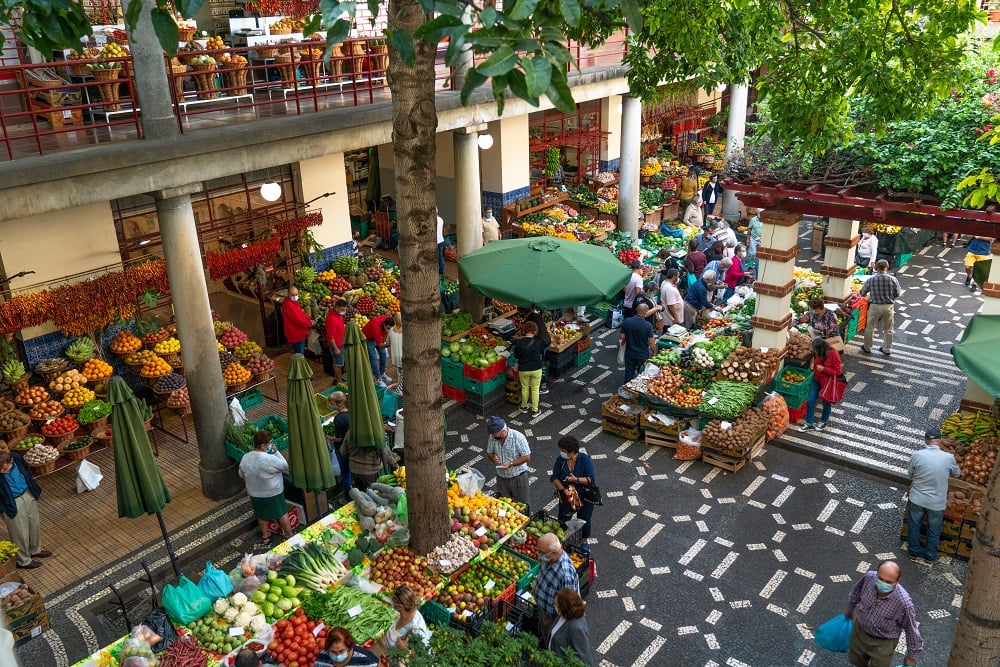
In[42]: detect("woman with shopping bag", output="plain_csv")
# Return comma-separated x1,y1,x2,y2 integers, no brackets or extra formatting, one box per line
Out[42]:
798,338,846,432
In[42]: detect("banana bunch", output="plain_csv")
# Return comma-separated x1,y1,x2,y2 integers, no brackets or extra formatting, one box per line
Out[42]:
2,359,25,382
941,411,999,444
0,540,17,561
65,336,96,362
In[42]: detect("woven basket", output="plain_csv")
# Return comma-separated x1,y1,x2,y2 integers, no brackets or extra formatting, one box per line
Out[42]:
226,381,247,393
91,426,113,442
251,371,272,384
256,45,278,59
91,67,123,111
370,45,388,73
177,26,197,42
327,45,344,79
41,369,62,384
70,60,94,77
31,408,64,423
190,62,218,99
0,556,15,578
84,415,109,430
7,378,29,395
46,431,76,448
269,26,292,35
28,460,57,476
0,425,29,441
220,66,249,95
144,375,167,388
169,404,192,416
63,444,92,461
170,63,188,98
274,56,299,85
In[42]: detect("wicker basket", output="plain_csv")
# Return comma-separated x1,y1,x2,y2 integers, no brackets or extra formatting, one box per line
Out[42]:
251,371,272,384
370,44,388,73
7,378,29,395
169,63,188,98
327,44,344,79
169,404,192,417
190,62,218,100
226,381,247,393
220,66,249,95
28,460,58,476
177,26,197,42
255,45,278,59
347,40,366,76
269,26,292,35
144,375,167,388
87,415,109,430
41,369,62,384
91,426,113,442
70,60,94,77
31,407,64,423
63,444,92,461
47,431,76,448
91,67,123,111
274,53,299,85
0,425,29,441
0,556,15,578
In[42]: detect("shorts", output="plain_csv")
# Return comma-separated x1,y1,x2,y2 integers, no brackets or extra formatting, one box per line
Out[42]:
965,252,990,268
330,350,344,366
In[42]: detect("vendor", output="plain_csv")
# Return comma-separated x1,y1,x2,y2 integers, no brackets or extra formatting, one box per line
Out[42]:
794,298,841,339
683,269,722,328
525,305,552,395
677,171,700,212
855,225,879,271
376,584,432,658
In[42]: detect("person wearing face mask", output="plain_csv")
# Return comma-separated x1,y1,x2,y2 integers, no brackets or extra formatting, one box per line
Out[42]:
550,435,597,550
324,298,348,386
845,560,923,667
855,225,879,273
281,286,314,355
722,243,753,300
482,205,500,244
315,627,379,667
533,533,580,646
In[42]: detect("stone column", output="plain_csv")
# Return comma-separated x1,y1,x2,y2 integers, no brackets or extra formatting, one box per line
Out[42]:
600,95,623,170
125,0,176,140
155,189,243,500
960,240,1000,412
721,83,749,222
618,94,642,239
453,125,486,321
750,210,802,351
819,217,860,304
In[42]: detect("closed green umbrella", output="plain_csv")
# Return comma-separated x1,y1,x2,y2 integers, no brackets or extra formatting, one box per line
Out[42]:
952,314,1000,398
108,376,179,577
344,322,384,450
286,354,335,491
457,237,632,310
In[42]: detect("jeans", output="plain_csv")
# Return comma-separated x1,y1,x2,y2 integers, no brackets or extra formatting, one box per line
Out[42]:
805,380,832,426
624,355,647,384
705,201,716,215
290,340,305,354
367,341,387,377
558,498,595,539
908,503,945,560
335,448,352,496
437,242,445,274
519,368,542,411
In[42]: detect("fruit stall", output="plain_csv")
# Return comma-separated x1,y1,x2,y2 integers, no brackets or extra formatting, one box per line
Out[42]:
69,466,592,667
0,540,50,647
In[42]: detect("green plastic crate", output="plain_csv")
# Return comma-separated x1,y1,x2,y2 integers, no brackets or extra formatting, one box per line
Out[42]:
315,393,336,420
845,318,859,343
225,435,289,463
464,372,506,396
319,383,350,398
895,252,913,268
775,367,813,406
483,545,541,593
252,414,289,449
237,387,263,411
574,349,591,367
421,598,453,629
442,357,465,387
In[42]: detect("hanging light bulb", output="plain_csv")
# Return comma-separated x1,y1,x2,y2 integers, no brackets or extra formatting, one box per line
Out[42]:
477,134,494,150
260,181,282,202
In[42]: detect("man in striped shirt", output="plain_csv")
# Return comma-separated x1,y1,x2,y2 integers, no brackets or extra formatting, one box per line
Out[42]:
859,259,902,356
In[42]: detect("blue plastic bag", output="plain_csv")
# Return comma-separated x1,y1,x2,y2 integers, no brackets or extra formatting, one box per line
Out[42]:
814,613,852,653
197,561,233,601
162,576,211,624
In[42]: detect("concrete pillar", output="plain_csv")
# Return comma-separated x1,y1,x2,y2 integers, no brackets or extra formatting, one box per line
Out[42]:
453,126,486,321
960,240,1000,411
600,95,623,169
618,94,642,239
819,217,860,304
750,210,802,350
721,83,749,222
125,0,176,140
155,190,242,500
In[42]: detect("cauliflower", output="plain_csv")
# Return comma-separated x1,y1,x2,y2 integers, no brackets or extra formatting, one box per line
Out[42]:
249,615,269,634
230,592,249,608
241,601,259,616
224,607,240,623
234,612,252,628
213,598,230,615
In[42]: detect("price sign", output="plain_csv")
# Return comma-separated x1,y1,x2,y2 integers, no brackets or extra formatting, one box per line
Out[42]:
229,627,244,637
497,508,506,518
484,579,495,591
708,396,719,405
761,347,769,353
313,623,325,636
348,605,364,618
474,526,488,537
720,421,732,430
440,559,452,568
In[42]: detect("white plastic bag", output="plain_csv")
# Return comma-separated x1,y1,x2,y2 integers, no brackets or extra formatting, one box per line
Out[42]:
229,397,246,426
76,459,102,493
456,467,485,497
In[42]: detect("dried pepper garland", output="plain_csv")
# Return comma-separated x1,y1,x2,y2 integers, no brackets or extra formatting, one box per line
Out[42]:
273,212,323,237
0,289,52,333
205,236,282,281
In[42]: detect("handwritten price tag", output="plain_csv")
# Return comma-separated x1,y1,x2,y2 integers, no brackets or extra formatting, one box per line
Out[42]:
497,508,506,518
474,526,488,537
484,579,495,591
708,396,719,405
313,623,325,637
761,347,769,353
348,605,363,618
440,559,452,568
229,627,244,637
720,421,732,430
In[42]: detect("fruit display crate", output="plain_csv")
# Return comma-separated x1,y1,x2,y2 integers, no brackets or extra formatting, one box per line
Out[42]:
564,543,594,598
602,416,640,441
464,358,506,381
482,545,541,593
575,336,591,354
441,356,465,388
252,414,288,447
464,386,506,416
645,429,677,449
701,433,765,473
225,435,289,463
442,383,466,404
775,367,813,406
600,395,642,426
639,409,684,437
574,348,592,367
463,372,506,396
788,401,808,423
236,387,263,412
476,598,528,636
530,510,582,548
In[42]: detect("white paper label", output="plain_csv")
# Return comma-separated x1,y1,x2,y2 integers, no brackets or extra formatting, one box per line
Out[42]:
229,627,244,637
720,421,732,430
313,623,325,636
447,606,456,614
497,508,506,518
63,109,72,119
440,559,452,568
484,579,495,591
461,609,472,618
287,534,305,548
707,397,719,405
761,347,769,353
474,526,488,537
334,550,346,562
348,605,364,618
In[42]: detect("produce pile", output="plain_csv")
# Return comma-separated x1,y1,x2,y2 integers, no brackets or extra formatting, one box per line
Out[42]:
786,331,814,361
717,346,775,384
940,436,999,487
50,369,88,393
941,411,999,443
701,407,770,456
697,382,759,419
300,585,395,645
0,410,30,431
442,311,473,338
0,581,36,611
434,561,511,622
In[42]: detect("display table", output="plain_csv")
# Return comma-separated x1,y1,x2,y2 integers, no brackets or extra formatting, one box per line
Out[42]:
502,192,569,237
154,374,277,444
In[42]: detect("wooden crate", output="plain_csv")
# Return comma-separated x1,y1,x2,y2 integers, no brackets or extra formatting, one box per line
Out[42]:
645,430,677,449
29,97,83,129
702,434,765,473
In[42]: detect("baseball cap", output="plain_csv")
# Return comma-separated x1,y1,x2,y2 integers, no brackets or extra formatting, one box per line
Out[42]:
924,430,941,440
487,416,506,435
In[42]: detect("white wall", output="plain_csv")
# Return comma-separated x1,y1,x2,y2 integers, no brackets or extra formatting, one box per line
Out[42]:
481,115,530,194
298,153,351,249
601,94,623,164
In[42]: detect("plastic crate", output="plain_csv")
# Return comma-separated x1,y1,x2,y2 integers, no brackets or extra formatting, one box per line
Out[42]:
441,357,465,387
785,352,814,369
225,436,289,462
464,358,506,381
788,401,808,423
315,393,336,420
575,336,591,354
547,347,576,378
530,511,581,547
564,543,593,595
483,545,541,593
252,414,289,448
895,251,913,268
442,383,466,404
775,367,812,406
237,387,263,411
420,599,452,629
574,349,591,367
477,598,526,635
845,318,859,343
464,386,506,415
464,372,506,395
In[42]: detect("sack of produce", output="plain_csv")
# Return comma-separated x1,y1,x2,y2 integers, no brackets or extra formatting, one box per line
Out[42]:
762,392,790,439
675,428,702,460
199,561,234,601
163,576,212,624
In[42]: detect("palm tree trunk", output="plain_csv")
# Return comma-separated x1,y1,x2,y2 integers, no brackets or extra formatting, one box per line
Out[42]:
387,0,450,555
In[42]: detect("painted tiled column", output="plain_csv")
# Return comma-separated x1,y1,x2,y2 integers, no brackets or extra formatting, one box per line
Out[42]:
960,240,1000,411
618,94,642,239
454,125,486,320
820,217,860,304
750,210,802,351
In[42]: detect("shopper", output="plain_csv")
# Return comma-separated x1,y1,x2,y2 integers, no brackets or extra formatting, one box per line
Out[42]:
436,208,446,275
684,238,707,281
387,314,404,391
376,584,432,658
327,391,352,496
683,269,718,329
324,298,348,386
845,561,923,667
942,230,960,248
704,239,726,264
622,259,645,318
701,173,724,215
676,170,699,213
512,321,546,415
533,533,580,645
0,449,50,569
551,435,597,549
362,314,395,386
234,647,261,667
281,286,313,355
658,269,684,328
316,627,379,667
799,337,843,432
683,195,704,228
549,588,594,666
712,218,738,248
793,298,841,340
747,208,764,260
525,305,552,395
485,416,532,511
859,259,902,356
238,430,292,544
907,431,961,563
620,304,656,383
482,205,500,244
964,235,994,292
855,225,879,272
340,427,383,493
696,226,716,253
634,281,664,328
723,244,751,300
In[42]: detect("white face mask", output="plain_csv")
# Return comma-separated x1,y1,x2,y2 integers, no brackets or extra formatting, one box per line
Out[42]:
862,233,871,238
290,295,299,302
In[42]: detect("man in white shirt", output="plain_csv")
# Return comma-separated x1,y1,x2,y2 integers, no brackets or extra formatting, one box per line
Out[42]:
482,206,500,244
658,268,684,328
622,260,644,319
436,209,445,275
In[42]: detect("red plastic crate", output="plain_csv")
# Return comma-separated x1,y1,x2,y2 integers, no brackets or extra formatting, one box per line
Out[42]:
372,211,392,239
788,402,808,424
442,383,466,404
463,358,506,381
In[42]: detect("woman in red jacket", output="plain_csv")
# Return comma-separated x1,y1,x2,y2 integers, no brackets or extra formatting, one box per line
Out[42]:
799,337,843,432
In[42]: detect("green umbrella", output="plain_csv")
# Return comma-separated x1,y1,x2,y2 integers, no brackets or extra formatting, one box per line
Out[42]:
108,376,179,577
344,322,384,450
952,314,1000,398
457,237,632,310
972,258,991,288
286,354,335,491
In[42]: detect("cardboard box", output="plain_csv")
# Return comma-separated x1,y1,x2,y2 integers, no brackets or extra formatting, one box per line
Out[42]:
941,517,962,539
961,521,977,542
264,501,305,535
0,574,45,629
10,611,49,646
956,539,973,561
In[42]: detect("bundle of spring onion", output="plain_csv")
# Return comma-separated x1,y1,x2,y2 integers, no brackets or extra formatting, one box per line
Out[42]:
279,542,348,591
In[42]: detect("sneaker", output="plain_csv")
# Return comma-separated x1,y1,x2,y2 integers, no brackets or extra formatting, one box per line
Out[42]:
908,552,923,562
970,284,978,293
965,276,972,286
380,374,393,384
531,410,542,418
799,423,815,432
375,379,387,388
815,422,826,431
520,406,530,413
539,387,550,395
879,347,891,356
860,348,872,355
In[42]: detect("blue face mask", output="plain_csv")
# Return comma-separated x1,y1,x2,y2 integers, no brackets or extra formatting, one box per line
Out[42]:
538,552,549,564
875,580,894,594
559,451,570,459
331,650,350,662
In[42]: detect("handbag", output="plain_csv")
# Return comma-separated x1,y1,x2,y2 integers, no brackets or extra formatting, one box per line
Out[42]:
819,372,848,403
814,613,852,653
580,485,603,505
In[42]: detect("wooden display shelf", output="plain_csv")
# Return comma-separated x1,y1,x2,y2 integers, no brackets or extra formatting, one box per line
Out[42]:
548,332,582,354
28,97,83,129
501,192,570,236
645,430,677,449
